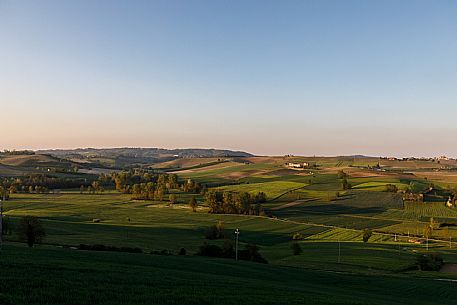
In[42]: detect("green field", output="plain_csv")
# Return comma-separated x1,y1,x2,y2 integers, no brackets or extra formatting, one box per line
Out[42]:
3,154,457,304
2,243,457,305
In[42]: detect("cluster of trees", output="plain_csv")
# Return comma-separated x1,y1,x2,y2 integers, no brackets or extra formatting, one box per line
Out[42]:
1,215,46,247
385,184,399,193
105,171,202,201
362,229,373,242
204,191,267,215
4,175,89,194
205,221,225,239
109,171,178,194
80,181,105,194
197,240,268,264
79,244,142,253
417,253,443,271
337,171,352,190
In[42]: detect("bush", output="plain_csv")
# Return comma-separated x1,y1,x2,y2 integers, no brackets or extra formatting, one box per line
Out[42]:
291,243,302,255
417,253,444,271
362,229,373,243
79,244,142,253
292,232,304,240
150,249,172,255
385,184,398,193
18,216,45,247
1,216,11,235
205,221,225,239
197,242,268,264
239,244,268,264
197,243,224,257
178,248,187,255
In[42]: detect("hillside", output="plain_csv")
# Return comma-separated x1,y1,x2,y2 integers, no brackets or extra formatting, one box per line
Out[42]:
2,243,457,305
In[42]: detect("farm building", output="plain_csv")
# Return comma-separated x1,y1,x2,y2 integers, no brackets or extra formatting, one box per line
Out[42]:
286,162,310,169
421,187,452,203
403,193,424,202
446,197,457,208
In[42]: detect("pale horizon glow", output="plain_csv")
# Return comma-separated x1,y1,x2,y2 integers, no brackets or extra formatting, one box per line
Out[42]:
1,1,457,157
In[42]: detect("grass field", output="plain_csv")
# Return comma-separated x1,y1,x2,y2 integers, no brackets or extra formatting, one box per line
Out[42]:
215,181,307,199
2,243,457,305
4,155,457,304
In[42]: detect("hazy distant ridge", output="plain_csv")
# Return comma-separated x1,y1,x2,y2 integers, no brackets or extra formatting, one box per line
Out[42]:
37,147,254,159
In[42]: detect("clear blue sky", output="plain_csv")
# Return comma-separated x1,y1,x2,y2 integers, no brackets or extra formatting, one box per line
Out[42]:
1,0,456,156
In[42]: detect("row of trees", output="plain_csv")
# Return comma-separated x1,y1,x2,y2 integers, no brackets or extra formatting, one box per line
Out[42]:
204,191,267,215
106,171,202,199
1,216,45,247
6,175,88,191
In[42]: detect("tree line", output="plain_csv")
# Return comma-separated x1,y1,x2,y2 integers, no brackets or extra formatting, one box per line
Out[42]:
204,190,267,215
103,170,202,200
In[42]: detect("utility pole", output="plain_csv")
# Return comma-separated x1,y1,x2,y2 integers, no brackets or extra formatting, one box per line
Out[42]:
338,239,341,264
235,228,240,261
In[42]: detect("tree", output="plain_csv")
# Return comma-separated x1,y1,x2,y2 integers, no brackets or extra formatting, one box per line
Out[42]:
189,196,198,212
92,181,100,194
337,170,347,179
291,242,302,255
424,224,432,240
385,184,398,193
205,221,225,239
416,253,443,271
8,185,17,194
2,216,10,235
430,217,437,230
255,192,267,203
205,191,220,213
362,229,372,243
18,216,46,247
341,178,351,190
169,194,177,205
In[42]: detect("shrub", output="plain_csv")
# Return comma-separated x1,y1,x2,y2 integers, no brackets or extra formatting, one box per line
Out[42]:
178,248,187,255
239,244,268,264
416,253,444,271
205,221,225,239
385,184,398,193
197,242,268,264
291,242,302,255
189,196,198,212
197,243,224,257
18,216,45,247
79,244,142,253
362,229,373,243
292,232,304,240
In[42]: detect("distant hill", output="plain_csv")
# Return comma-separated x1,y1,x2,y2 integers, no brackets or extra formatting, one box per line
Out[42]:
38,147,253,158
37,148,254,168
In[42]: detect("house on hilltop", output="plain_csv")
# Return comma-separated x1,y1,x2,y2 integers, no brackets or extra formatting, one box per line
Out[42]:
286,162,313,169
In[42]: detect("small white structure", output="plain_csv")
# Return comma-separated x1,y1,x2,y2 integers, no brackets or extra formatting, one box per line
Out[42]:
286,162,310,169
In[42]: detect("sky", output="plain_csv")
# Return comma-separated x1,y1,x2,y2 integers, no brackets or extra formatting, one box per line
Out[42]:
1,0,457,157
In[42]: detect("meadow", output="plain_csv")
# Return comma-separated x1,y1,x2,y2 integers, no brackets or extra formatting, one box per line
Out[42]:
3,154,457,304
2,243,457,305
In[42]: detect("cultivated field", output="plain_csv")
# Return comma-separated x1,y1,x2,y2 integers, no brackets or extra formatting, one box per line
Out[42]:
3,154,457,304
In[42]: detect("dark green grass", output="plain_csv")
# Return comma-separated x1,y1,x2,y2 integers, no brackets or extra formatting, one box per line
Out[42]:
2,243,457,305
